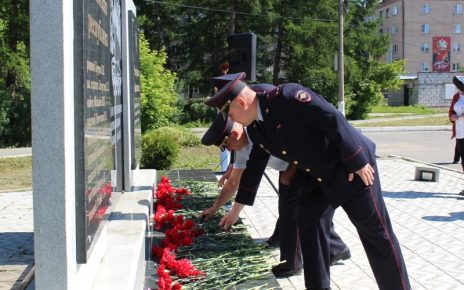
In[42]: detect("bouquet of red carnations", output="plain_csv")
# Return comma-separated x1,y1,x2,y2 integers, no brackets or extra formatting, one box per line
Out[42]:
151,177,272,290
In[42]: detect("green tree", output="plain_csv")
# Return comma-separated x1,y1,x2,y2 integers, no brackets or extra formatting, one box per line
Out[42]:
343,0,404,119
139,33,179,132
281,0,403,119
136,0,276,94
0,0,30,147
136,0,402,119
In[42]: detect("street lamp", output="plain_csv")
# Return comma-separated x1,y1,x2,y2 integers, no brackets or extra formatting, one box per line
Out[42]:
338,0,345,116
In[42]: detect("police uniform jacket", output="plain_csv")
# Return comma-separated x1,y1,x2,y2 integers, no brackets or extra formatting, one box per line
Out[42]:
235,83,376,208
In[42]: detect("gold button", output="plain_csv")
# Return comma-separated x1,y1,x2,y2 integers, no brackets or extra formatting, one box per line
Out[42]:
253,123,257,128
260,144,264,148
293,161,298,165
265,108,270,114
306,168,311,172
317,178,322,182
282,150,287,155
276,124,282,129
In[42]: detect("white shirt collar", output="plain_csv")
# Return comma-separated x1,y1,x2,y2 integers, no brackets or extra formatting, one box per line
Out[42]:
243,127,253,146
257,103,263,121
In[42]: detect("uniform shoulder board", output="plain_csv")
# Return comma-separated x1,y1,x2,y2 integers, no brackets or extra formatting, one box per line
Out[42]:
294,90,311,103
266,86,281,100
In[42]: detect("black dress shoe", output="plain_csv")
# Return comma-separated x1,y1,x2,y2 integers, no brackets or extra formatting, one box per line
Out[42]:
307,288,331,290
271,264,302,278
265,234,280,248
330,248,351,266
453,160,459,164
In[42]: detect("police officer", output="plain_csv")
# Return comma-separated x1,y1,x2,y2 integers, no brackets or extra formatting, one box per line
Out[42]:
200,111,351,278
203,73,411,290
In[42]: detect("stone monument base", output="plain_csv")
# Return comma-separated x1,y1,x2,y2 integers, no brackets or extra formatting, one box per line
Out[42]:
78,169,155,290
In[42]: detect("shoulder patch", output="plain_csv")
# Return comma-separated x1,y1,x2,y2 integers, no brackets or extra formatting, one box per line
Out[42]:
266,86,280,100
294,90,311,103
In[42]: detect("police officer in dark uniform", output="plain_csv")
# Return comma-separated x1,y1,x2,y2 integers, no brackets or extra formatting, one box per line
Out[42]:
201,110,351,278
203,73,411,290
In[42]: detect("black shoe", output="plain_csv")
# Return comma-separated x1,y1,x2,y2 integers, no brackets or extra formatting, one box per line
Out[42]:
307,288,331,290
453,160,459,164
271,264,302,278
265,235,280,248
330,248,351,266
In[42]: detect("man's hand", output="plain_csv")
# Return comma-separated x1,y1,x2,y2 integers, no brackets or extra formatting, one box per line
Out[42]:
218,211,240,230
218,165,232,187
348,163,375,186
280,164,297,185
451,114,458,122
197,206,218,222
218,202,244,230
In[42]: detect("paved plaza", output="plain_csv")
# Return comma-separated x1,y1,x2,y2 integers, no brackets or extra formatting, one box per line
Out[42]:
242,156,464,290
0,191,34,290
2,156,464,289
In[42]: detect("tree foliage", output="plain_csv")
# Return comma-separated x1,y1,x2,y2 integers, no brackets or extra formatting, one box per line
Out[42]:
0,0,30,147
135,0,403,119
139,33,179,133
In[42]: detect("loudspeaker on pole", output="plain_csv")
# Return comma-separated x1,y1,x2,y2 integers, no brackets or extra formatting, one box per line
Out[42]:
227,32,256,82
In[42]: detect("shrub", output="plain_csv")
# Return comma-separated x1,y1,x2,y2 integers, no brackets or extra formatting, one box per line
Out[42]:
154,126,201,147
140,33,179,132
141,130,180,170
175,98,216,124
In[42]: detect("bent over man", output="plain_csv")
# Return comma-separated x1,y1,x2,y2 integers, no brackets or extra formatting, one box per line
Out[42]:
203,72,410,290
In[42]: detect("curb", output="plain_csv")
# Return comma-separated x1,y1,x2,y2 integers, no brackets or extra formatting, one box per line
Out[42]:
379,155,462,173
356,126,450,132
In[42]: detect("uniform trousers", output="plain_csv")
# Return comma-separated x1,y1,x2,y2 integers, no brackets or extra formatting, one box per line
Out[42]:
456,138,464,171
297,164,411,290
278,170,349,271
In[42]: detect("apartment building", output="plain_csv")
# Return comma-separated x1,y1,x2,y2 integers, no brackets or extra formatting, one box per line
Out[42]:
376,0,464,106
379,0,464,73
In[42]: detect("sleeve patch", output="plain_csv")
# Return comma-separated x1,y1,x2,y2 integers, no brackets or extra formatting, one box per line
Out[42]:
294,90,311,103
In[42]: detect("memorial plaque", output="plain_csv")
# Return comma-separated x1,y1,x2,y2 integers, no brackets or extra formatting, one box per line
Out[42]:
128,11,141,169
75,0,123,262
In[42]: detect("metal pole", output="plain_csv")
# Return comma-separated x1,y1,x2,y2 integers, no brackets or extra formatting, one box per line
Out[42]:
338,0,345,116
263,171,279,195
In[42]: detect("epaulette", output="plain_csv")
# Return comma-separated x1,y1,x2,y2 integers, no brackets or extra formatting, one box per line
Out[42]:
266,85,281,100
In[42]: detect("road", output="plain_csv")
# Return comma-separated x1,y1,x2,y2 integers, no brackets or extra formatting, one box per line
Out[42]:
363,130,462,171
0,129,461,171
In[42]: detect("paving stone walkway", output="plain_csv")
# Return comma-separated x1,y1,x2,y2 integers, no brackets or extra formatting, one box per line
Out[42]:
241,156,464,290
0,191,34,290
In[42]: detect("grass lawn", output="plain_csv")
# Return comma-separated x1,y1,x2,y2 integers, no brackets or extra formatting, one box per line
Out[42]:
352,115,450,127
0,156,32,192
370,105,447,114
0,111,451,192
0,146,219,192
173,145,220,171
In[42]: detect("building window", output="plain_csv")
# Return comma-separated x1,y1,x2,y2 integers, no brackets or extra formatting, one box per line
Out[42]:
421,42,430,52
421,63,429,72
379,28,384,34
391,25,399,34
392,44,398,54
453,43,461,52
379,10,383,18
392,5,398,15
454,24,462,33
422,4,430,14
454,4,462,14
386,8,390,18
452,63,460,71
422,24,430,33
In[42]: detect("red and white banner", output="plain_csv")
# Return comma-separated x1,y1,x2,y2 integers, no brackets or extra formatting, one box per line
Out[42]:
433,36,451,72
